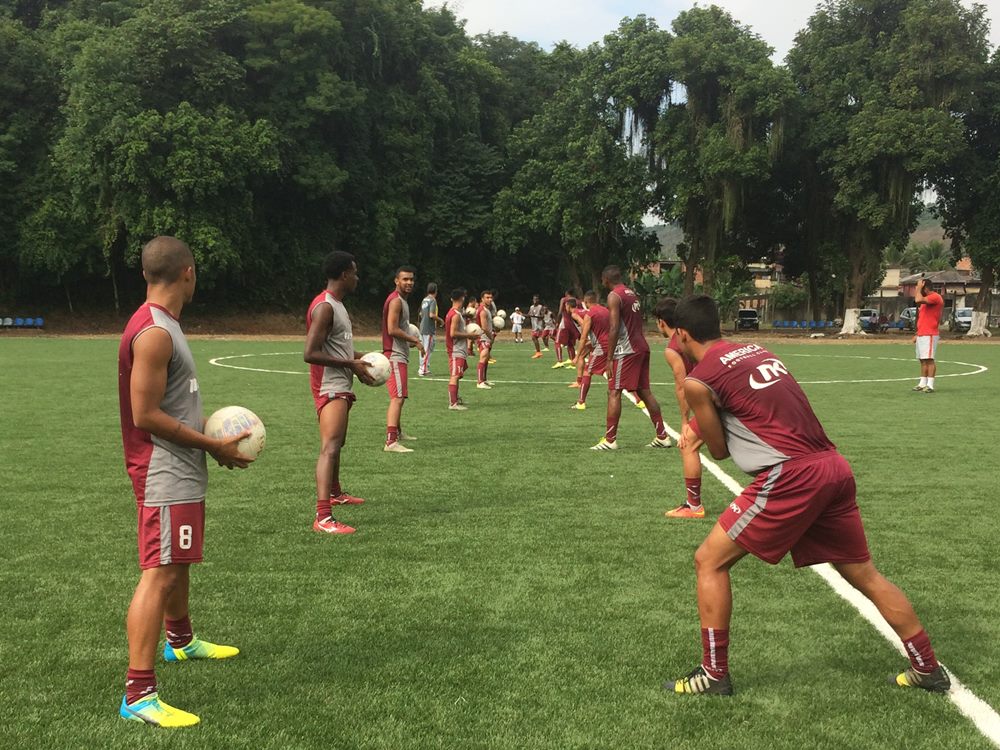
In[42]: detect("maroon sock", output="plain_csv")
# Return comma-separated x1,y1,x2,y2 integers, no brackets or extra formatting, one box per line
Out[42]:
329,480,342,501
685,478,702,507
477,363,486,383
317,494,331,518
579,375,592,404
448,384,459,405
903,629,939,672
701,627,729,678
605,418,618,443
482,361,489,381
555,343,563,361
165,616,194,649
125,668,157,705
386,425,399,445
649,408,668,440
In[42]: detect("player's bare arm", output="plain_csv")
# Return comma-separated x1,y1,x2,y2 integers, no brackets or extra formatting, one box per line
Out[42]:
387,296,423,353
684,379,728,460
304,303,375,385
665,348,691,421
131,328,252,469
606,291,621,374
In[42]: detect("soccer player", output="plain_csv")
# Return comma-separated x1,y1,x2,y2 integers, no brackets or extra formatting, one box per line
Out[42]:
564,298,585,388
541,307,556,351
592,266,671,450
476,290,497,388
382,266,425,453
118,236,250,727
510,307,526,343
666,295,950,696
570,291,609,410
528,295,545,358
913,278,943,393
552,289,578,368
445,288,480,410
653,297,704,518
418,282,441,376
305,251,375,535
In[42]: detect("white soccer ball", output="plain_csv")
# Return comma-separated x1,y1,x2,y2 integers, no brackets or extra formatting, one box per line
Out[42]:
493,316,505,330
497,309,507,319
205,406,266,460
360,352,391,386
466,323,484,337
407,323,420,347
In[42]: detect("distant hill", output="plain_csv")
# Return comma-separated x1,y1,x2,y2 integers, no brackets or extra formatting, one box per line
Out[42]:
910,209,951,250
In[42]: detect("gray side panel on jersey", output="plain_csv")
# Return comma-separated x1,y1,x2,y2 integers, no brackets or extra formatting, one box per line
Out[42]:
143,308,209,505
159,505,173,565
613,321,635,358
454,315,469,358
391,297,410,363
727,463,782,540
419,297,436,335
721,413,791,475
321,295,355,396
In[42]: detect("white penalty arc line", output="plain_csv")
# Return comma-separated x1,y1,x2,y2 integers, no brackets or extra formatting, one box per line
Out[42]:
209,351,989,386
657,419,1000,746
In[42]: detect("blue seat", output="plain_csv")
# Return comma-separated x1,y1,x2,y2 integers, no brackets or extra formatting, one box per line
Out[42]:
34,317,44,328
774,320,783,328
14,317,24,327
790,321,799,328
24,318,34,327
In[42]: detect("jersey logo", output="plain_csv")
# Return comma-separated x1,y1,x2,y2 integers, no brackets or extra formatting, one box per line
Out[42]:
189,378,199,394
748,358,788,390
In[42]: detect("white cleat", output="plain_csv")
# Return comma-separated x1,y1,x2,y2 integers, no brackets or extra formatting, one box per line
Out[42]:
590,438,619,451
476,382,493,389
647,436,673,448
399,431,417,441
384,441,414,453
448,403,469,411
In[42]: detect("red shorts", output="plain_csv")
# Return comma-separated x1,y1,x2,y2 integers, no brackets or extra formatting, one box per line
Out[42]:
542,328,555,338
556,327,579,346
138,500,205,570
720,451,871,567
314,391,357,417
532,328,543,339
387,361,408,399
478,338,492,353
609,351,650,392
588,353,608,376
450,356,468,378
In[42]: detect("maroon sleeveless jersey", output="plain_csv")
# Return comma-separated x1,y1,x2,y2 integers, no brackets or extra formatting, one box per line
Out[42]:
667,333,695,375
610,284,649,356
584,304,611,353
687,342,835,475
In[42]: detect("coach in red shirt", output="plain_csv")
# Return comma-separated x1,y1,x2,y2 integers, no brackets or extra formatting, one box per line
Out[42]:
913,278,944,393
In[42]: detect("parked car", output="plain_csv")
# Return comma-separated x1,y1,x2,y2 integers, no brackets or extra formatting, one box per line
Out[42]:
949,307,973,332
899,307,918,331
858,308,879,332
735,309,760,330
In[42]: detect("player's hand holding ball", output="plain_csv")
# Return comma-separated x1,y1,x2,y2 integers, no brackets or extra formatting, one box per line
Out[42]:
352,356,377,386
204,406,265,469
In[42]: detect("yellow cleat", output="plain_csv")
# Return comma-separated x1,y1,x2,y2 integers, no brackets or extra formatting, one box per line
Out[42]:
119,693,201,727
164,637,240,662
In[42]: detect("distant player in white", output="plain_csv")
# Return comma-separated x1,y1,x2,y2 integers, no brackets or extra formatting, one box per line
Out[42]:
528,295,545,358
510,307,526,343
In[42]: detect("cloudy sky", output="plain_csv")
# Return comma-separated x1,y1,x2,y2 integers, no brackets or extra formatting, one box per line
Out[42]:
425,0,1000,62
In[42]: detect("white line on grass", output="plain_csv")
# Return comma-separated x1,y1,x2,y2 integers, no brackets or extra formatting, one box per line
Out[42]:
209,352,989,385
655,418,1000,748
210,348,1000,743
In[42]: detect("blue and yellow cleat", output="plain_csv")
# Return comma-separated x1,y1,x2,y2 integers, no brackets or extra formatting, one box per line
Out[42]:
163,637,240,662
119,693,200,727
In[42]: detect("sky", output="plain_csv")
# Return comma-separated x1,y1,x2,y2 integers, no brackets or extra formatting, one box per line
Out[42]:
425,0,1000,62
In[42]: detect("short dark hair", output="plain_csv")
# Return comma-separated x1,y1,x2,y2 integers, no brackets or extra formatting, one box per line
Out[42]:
584,290,597,303
481,289,494,297
654,297,679,326
142,236,194,284
566,297,578,309
450,287,466,302
324,250,355,281
673,295,721,343
396,265,416,277
427,282,438,294
602,265,622,284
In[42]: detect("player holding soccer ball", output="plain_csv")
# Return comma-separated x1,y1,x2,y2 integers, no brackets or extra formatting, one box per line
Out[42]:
666,295,949,696
445,288,481,410
117,237,253,727
382,266,425,453
475,290,498,388
305,251,375,535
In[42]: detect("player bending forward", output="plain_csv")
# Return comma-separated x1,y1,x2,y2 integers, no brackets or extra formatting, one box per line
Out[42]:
305,251,375,535
118,236,251,727
667,295,949,696
655,298,704,519
445,288,481,410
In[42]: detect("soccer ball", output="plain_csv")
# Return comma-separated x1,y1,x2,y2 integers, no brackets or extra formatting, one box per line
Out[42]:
497,309,507,319
407,323,420,347
466,323,484,337
493,316,505,330
360,352,391,386
465,305,477,317
204,406,266,460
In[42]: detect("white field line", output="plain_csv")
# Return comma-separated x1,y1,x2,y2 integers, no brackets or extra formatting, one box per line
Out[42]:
211,349,1000,742
209,352,989,385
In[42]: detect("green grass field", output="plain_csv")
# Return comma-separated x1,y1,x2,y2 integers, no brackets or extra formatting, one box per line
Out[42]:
2,335,999,749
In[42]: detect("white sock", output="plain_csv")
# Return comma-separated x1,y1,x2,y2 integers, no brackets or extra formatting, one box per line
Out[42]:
927,377,935,389
918,377,928,387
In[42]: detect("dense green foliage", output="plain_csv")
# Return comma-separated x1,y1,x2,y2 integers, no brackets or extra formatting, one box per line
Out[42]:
0,0,996,316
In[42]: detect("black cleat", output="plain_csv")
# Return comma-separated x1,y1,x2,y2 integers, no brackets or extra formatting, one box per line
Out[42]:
895,665,951,693
667,665,734,696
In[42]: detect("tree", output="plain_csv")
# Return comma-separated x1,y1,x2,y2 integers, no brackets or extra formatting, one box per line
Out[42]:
788,0,989,333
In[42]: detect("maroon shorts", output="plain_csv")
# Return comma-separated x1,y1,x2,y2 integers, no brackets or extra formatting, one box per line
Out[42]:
314,391,357,417
138,500,205,570
387,361,408,399
531,328,543,339
609,351,650,392
588,353,608,376
478,338,492,354
556,327,579,346
720,451,871,567
450,356,468,379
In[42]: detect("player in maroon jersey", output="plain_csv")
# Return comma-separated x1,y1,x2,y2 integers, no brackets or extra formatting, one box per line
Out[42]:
553,289,579,369
666,295,949,696
654,297,704,519
475,290,498,388
592,266,671,450
382,266,424,453
444,288,481,410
